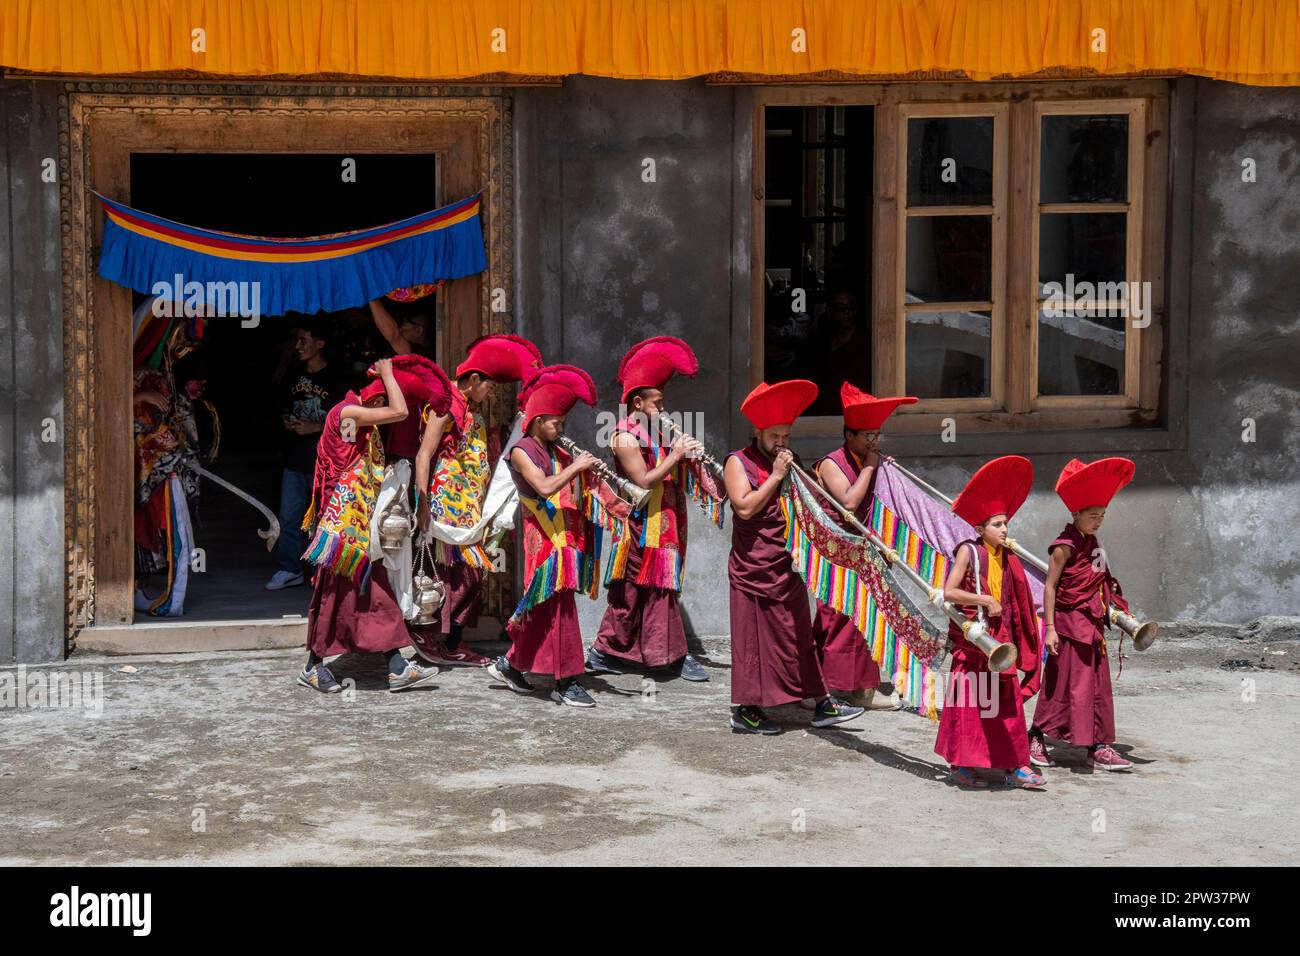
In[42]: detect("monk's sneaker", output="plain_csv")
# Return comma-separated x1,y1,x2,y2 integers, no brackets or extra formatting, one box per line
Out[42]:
1089,744,1133,771
809,696,864,728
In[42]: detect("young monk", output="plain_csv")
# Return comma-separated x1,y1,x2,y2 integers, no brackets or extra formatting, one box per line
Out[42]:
937,456,1045,789
809,383,917,708
411,334,543,666
297,358,446,693
724,380,865,735
587,336,716,683
488,365,604,707
1029,457,1137,772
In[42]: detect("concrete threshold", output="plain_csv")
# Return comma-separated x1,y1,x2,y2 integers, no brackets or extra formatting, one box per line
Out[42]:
73,615,508,657
75,617,308,655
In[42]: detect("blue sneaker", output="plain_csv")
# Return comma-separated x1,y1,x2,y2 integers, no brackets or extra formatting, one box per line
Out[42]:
1005,766,1048,790
297,664,342,694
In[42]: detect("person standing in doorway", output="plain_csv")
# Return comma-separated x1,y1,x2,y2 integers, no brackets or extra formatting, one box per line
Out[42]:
267,318,348,591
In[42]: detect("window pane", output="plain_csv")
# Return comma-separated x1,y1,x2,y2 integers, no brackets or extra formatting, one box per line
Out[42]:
1037,308,1125,396
907,117,994,207
763,105,874,412
906,215,992,303
1038,212,1126,296
1040,114,1128,203
905,310,991,399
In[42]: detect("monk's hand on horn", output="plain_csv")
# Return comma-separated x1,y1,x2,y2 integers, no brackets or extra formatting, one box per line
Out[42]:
773,449,794,478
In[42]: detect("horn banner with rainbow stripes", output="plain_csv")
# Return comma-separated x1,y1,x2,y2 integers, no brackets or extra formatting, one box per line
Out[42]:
95,191,487,316
783,470,947,719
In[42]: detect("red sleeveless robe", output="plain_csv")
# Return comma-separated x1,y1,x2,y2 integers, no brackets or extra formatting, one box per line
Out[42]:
934,539,1035,769
811,445,882,693
726,443,826,707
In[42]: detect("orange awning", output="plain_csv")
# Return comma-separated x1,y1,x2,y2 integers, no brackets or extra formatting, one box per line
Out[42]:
2,0,1298,86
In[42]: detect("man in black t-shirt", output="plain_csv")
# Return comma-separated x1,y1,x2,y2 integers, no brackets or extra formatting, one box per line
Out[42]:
266,319,349,590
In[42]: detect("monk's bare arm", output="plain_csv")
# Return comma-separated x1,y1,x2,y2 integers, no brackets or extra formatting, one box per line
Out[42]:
943,546,999,615
413,412,448,529
724,452,787,520
1042,545,1070,653
368,298,412,356
511,446,594,498
613,430,696,487
819,457,874,512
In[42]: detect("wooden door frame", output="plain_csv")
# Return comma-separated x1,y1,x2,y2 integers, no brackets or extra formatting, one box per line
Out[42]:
59,83,514,638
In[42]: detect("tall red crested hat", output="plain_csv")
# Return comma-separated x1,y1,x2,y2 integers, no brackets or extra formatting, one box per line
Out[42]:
740,379,818,430
518,364,598,428
617,336,698,402
951,455,1034,527
840,382,918,431
456,333,543,383
359,354,454,417
1055,457,1135,513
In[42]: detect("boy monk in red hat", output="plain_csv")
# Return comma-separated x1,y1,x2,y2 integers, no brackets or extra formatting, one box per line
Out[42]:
938,456,1045,789
1029,457,1137,771
587,336,713,683
488,365,604,707
298,357,450,694
809,383,917,708
723,380,864,735
411,334,543,666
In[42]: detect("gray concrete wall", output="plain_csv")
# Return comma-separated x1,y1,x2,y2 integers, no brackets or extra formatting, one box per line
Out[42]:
514,76,1299,635
514,78,749,637
0,80,65,663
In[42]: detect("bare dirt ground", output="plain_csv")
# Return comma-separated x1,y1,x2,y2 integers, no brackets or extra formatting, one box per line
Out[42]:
2,630,1297,866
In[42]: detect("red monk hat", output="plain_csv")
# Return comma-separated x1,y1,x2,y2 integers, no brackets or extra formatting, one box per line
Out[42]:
1055,457,1135,513
951,455,1034,526
740,379,818,430
840,382,918,431
617,336,699,402
456,333,543,383
359,354,454,417
518,364,598,429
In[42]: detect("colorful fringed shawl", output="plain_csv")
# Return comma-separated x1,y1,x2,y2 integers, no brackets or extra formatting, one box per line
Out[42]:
605,417,726,591
783,467,948,719
301,394,385,590
508,436,619,624
428,399,494,568
948,538,1042,700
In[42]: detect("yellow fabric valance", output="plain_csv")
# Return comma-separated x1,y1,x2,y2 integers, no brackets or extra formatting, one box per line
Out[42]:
2,0,1298,86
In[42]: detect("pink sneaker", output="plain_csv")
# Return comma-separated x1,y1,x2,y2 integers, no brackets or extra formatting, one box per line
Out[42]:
407,628,443,665
1028,735,1054,768
1089,744,1133,771
430,641,491,667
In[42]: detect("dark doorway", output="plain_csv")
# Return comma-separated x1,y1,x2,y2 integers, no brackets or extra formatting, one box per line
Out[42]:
128,153,438,623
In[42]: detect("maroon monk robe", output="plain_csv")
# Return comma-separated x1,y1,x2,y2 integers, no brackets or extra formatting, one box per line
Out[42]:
303,397,413,659
811,445,882,693
1032,524,1122,746
727,443,826,708
503,435,588,681
934,540,1036,769
307,564,411,658
594,417,687,667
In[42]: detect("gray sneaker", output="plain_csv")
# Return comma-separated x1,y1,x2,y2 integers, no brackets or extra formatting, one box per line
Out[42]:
674,654,709,682
551,679,596,707
388,660,439,692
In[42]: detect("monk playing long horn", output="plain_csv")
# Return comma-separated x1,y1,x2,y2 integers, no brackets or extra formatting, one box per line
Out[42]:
938,456,1045,789
807,383,917,709
1029,457,1138,772
411,334,543,667
585,336,717,684
488,365,606,708
723,380,865,735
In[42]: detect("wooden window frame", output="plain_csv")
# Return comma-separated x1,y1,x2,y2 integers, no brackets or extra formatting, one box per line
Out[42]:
749,80,1168,440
